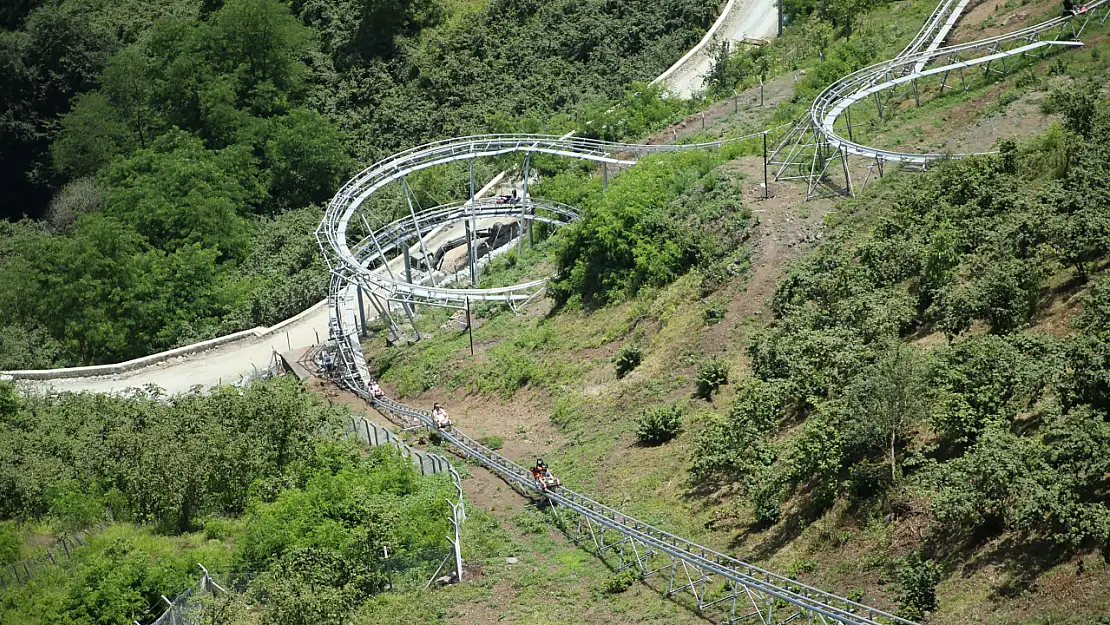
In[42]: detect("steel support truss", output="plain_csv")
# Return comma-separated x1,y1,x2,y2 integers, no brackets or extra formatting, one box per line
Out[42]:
317,131,772,318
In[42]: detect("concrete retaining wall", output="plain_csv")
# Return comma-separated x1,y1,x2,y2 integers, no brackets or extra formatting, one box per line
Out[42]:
652,0,742,87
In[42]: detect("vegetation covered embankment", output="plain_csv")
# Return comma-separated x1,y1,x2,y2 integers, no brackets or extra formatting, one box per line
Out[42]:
0,377,473,625
360,72,1110,622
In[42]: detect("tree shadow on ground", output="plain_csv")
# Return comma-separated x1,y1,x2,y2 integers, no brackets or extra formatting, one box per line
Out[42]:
927,526,1083,599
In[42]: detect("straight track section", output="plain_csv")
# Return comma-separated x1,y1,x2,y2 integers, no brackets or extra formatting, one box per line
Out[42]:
346,393,917,625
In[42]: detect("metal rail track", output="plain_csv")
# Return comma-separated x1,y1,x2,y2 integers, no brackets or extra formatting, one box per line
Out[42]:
317,126,917,623
315,129,775,335
344,392,918,625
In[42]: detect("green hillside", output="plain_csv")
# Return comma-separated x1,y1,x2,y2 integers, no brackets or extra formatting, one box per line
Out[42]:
3,0,1110,622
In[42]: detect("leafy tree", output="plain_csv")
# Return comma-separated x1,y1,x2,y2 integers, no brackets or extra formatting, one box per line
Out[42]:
296,0,445,66
842,342,930,481
101,130,261,260
100,45,158,149
210,0,312,108
51,92,134,178
237,108,352,211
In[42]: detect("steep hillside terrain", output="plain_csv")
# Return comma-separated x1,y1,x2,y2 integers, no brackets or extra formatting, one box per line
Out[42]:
358,18,1110,622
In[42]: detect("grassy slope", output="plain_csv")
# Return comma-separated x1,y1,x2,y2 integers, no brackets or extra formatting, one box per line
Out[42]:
351,3,1110,624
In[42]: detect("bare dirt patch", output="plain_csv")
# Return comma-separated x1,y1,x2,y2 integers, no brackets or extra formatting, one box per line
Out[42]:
951,0,1059,44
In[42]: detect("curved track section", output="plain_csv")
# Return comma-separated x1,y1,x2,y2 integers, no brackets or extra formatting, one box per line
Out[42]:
321,132,918,623
772,0,1108,197
813,10,1097,164
348,197,582,307
316,133,768,311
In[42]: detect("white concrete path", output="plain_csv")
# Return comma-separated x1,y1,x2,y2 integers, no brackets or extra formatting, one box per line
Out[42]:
655,0,779,98
8,180,512,394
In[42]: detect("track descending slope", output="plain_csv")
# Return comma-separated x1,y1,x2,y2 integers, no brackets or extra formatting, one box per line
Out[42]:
319,131,917,624
365,394,917,625
321,2,1110,621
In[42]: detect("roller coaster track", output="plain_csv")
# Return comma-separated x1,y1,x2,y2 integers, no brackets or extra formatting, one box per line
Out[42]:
315,1,1110,617
770,0,1109,197
317,130,918,623
365,392,918,625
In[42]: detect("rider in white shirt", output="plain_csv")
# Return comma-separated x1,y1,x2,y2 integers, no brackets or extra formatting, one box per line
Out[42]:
432,403,451,428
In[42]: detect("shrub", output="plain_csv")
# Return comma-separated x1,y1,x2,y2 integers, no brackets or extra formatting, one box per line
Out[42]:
695,358,730,398
601,568,639,594
703,296,728,324
0,522,19,565
513,509,548,535
751,473,785,527
690,379,788,482
896,553,940,621
636,403,683,445
478,435,504,450
615,343,643,378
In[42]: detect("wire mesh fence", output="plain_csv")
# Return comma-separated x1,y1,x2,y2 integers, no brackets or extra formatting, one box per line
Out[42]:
0,528,100,588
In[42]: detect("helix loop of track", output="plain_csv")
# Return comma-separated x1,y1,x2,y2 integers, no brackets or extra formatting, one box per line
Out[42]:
317,134,916,621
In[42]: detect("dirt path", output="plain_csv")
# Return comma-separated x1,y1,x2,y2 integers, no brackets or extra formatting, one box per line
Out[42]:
647,72,797,146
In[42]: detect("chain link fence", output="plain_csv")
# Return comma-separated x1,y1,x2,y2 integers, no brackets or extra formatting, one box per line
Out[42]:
0,528,102,588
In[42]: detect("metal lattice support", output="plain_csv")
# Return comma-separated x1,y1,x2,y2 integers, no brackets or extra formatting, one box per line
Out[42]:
316,131,774,320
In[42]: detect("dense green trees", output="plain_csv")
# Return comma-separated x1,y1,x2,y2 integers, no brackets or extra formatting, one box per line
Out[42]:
0,377,345,530
0,377,457,625
545,147,751,307
1,525,233,625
